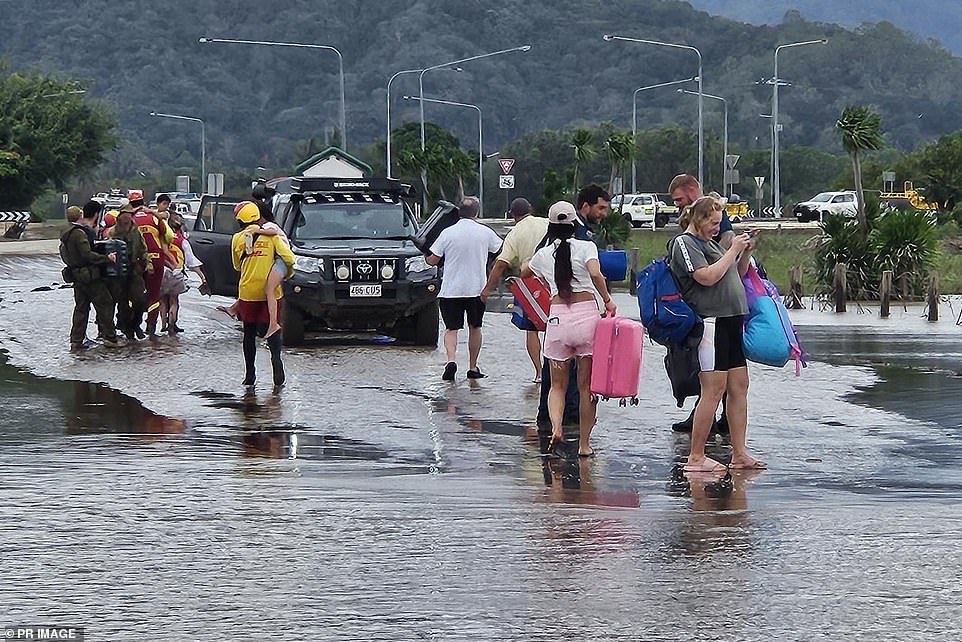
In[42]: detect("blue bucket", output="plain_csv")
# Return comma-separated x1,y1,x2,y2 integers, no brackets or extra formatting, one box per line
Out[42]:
599,249,628,282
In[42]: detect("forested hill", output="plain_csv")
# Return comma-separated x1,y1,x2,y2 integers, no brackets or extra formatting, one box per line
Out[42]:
2,0,962,173
689,0,962,54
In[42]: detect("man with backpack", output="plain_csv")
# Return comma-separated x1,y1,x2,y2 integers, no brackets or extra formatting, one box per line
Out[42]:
60,204,121,349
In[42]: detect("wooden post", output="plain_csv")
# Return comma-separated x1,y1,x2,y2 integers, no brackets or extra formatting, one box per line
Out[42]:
833,263,847,313
927,274,939,322
628,248,640,296
880,270,893,318
786,264,804,310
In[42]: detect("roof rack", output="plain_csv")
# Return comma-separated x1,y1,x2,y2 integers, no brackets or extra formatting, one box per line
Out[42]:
290,176,413,196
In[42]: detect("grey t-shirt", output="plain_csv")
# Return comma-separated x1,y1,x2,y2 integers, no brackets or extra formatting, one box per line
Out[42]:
669,234,747,318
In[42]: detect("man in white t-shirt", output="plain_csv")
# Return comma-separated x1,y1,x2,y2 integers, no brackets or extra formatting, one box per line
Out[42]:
427,196,503,381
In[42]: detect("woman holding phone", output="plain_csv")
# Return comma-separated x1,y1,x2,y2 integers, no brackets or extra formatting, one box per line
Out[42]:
669,195,766,472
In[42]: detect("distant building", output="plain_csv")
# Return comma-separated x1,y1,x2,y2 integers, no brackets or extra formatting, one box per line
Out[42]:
295,147,372,178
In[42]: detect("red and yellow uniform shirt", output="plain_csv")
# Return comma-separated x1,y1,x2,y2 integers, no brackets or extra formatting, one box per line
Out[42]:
231,230,295,301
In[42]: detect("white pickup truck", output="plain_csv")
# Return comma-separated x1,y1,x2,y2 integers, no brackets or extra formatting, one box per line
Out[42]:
793,191,858,222
612,193,677,228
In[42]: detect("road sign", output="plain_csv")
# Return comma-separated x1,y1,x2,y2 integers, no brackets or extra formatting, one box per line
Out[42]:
498,158,515,175
754,176,766,188
725,169,740,185
176,175,191,194
725,154,740,169
499,175,515,189
207,173,225,196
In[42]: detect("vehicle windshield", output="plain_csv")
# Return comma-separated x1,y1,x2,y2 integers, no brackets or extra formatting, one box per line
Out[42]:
809,192,834,203
291,201,412,240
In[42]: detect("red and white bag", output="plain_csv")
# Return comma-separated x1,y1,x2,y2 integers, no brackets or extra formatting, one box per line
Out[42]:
506,276,551,331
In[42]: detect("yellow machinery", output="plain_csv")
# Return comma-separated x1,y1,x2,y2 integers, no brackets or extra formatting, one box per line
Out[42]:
880,181,940,212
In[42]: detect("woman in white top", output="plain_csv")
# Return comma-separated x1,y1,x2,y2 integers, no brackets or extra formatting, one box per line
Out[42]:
522,201,616,457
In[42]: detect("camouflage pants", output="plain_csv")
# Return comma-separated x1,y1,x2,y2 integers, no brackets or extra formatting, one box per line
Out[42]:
71,280,117,344
108,273,146,333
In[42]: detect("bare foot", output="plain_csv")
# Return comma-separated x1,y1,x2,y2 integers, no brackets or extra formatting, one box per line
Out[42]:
730,454,767,470
578,447,595,458
265,323,282,339
216,305,237,320
683,456,727,473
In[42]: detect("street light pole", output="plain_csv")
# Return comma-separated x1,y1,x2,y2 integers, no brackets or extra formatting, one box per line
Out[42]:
417,45,531,200
386,66,462,178
149,111,205,194
199,37,347,152
631,76,698,193
405,96,483,214
679,89,727,197
386,68,421,178
605,34,704,186
773,38,826,216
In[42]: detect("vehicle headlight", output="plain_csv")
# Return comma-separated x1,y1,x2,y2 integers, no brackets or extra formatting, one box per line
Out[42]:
336,264,351,280
380,264,395,280
293,256,323,274
405,255,436,280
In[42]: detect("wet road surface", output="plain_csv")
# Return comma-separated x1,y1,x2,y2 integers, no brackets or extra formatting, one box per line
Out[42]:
1,256,961,640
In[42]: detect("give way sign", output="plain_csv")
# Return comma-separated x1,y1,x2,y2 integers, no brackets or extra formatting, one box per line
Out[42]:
498,158,515,174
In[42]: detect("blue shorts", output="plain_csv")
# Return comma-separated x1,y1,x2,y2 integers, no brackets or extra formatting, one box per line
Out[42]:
271,257,287,278
511,296,539,331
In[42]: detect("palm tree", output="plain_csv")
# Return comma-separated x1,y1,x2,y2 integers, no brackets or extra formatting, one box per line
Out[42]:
604,131,634,195
570,129,596,194
449,149,477,201
836,105,883,231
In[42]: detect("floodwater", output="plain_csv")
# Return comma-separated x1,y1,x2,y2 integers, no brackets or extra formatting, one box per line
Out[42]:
1,256,961,641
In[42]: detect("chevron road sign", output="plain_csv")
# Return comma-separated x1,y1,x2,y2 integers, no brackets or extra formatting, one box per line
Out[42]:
0,211,31,223
761,207,779,217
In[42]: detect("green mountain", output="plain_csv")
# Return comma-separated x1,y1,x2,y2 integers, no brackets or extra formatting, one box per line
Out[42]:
688,1,962,53
2,0,961,180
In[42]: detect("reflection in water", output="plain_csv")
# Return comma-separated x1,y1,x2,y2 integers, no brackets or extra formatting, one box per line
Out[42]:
660,466,764,561
65,380,186,436
240,431,396,462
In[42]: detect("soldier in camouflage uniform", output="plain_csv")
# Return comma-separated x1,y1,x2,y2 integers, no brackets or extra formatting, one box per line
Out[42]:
60,205,121,349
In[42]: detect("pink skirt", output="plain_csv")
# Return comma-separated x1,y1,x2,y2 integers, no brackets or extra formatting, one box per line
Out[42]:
542,300,601,361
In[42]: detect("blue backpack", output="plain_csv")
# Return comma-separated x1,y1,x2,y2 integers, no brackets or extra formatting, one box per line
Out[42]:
636,239,701,346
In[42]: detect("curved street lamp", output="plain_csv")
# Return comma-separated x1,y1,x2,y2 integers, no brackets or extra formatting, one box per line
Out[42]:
149,111,205,194
773,39,827,215
199,37,347,152
404,95,484,214
679,89,728,197
417,45,531,199
605,34,704,186
630,76,698,193
386,66,461,178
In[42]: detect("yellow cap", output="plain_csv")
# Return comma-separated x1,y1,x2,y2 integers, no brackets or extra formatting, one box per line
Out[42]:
234,201,260,224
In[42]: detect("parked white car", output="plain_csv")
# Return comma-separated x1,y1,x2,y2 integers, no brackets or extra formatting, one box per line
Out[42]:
793,191,858,222
612,193,663,228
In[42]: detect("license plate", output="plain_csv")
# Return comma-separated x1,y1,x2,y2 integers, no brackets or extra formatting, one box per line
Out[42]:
349,284,382,297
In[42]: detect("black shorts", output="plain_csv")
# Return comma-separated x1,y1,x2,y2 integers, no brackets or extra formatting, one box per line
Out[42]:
439,297,485,330
697,315,747,372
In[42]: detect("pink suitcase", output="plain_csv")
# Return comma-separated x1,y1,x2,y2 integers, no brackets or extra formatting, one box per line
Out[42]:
590,314,644,405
